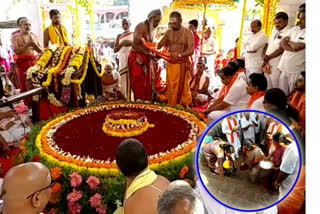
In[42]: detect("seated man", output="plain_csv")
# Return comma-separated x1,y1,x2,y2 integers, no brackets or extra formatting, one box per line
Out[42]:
287,71,305,136
190,58,213,110
205,66,250,122
157,180,205,214
234,59,247,82
0,162,52,214
114,138,170,214
101,62,124,101
242,139,265,183
246,73,268,111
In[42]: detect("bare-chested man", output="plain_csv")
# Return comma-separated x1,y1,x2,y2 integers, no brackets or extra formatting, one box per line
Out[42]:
11,17,42,106
44,9,70,48
128,9,162,101
114,138,170,214
157,12,194,106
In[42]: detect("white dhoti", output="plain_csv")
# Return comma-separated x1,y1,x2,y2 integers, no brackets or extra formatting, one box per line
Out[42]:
279,71,300,96
265,64,281,89
207,110,228,123
118,32,133,100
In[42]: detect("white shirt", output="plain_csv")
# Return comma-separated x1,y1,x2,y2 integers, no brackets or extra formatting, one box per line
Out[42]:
278,26,305,74
244,30,268,69
240,116,255,140
221,117,241,149
202,37,215,54
250,112,261,133
249,96,265,111
224,78,250,111
266,26,290,66
279,142,300,199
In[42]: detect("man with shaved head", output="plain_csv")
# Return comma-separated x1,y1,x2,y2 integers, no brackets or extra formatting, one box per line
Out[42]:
129,9,162,101
243,19,268,78
0,162,52,214
11,17,43,106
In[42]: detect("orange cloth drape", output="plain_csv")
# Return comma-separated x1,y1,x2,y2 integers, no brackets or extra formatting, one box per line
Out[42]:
247,91,265,109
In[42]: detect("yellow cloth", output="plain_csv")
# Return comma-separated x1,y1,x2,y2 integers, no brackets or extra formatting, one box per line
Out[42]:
167,61,192,106
48,24,69,46
113,168,158,214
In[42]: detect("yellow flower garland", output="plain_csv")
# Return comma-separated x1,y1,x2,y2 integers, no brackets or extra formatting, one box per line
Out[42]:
70,48,90,85
37,49,53,69
42,46,72,87
34,104,206,176
90,53,104,77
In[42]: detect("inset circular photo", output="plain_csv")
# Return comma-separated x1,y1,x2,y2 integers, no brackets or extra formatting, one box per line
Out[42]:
196,110,302,211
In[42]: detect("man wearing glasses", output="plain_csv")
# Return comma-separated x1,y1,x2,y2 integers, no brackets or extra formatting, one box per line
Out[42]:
0,162,52,214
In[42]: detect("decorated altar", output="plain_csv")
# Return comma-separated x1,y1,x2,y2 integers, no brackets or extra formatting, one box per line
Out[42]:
22,102,206,213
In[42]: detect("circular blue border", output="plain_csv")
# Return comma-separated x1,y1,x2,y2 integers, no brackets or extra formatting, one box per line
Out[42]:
195,109,303,212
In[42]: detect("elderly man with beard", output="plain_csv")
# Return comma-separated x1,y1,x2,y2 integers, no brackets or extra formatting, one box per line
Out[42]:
157,12,194,107
129,9,162,101
11,17,42,106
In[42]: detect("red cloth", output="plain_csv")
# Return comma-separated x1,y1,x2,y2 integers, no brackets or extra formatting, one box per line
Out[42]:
128,51,152,101
272,146,285,166
39,97,68,121
16,55,38,106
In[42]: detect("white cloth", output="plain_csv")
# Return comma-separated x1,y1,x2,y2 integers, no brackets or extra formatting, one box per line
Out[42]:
266,26,291,67
244,30,268,70
207,78,249,122
278,26,305,74
118,32,133,71
249,96,265,111
279,71,300,96
221,117,241,156
223,78,250,112
202,37,215,73
279,142,299,199
246,67,262,78
265,26,290,89
240,116,255,142
250,112,261,133
102,71,120,93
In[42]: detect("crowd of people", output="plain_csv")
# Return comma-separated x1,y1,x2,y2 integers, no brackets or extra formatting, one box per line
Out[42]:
202,112,299,198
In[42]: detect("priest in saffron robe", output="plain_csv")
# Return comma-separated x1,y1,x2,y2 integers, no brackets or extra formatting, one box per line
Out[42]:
44,9,70,48
157,12,194,107
246,73,268,111
129,9,162,101
11,18,42,106
114,18,133,100
221,115,241,158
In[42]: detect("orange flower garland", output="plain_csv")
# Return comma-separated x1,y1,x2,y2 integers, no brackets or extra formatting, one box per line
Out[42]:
35,104,206,174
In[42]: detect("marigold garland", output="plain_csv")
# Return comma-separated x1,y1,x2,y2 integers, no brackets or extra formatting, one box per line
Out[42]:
90,53,104,77
33,104,206,175
51,182,62,194
70,49,90,85
42,46,72,87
